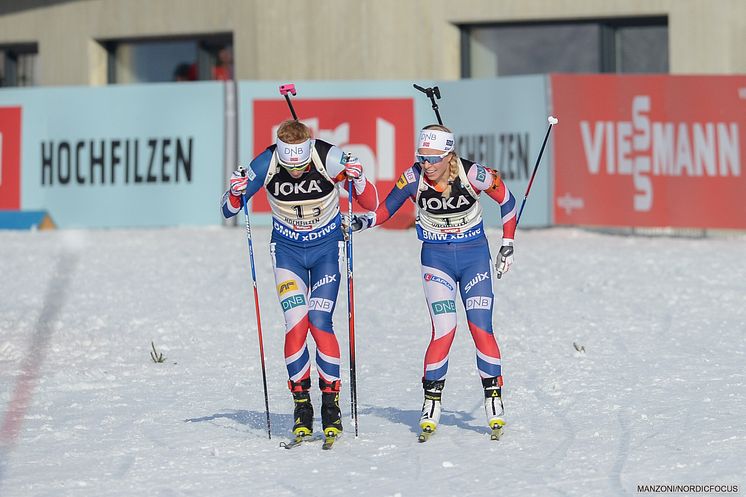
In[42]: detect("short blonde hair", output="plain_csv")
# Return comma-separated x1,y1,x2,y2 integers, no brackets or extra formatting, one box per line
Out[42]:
277,120,311,144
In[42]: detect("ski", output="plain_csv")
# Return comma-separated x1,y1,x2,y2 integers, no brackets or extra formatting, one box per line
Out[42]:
418,427,434,443
279,434,317,449
321,429,341,450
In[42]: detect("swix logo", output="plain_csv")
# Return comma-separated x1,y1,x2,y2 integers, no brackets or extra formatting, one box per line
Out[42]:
431,300,456,315
311,274,337,292
277,280,298,295
463,271,489,294
419,195,470,211
466,296,492,310
423,273,454,291
273,180,322,196
281,294,306,311
253,98,414,216
580,95,741,212
0,107,22,210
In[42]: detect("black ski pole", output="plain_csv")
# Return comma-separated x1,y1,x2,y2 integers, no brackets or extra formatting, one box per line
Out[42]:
413,84,443,125
516,116,558,227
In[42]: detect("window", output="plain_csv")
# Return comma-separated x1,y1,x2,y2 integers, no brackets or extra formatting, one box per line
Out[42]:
101,34,233,84
0,44,39,87
461,18,668,77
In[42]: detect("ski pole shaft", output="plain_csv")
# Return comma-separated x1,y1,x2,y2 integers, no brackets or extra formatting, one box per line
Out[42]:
346,171,359,437
516,116,558,227
240,182,272,439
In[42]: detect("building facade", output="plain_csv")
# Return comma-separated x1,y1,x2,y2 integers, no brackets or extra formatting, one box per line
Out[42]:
1,0,745,87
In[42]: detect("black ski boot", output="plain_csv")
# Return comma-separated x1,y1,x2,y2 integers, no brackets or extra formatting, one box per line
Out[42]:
482,376,505,440
289,379,313,437
320,379,343,439
419,379,445,442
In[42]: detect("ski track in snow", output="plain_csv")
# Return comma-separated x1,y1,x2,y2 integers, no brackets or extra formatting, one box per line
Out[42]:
1,226,745,496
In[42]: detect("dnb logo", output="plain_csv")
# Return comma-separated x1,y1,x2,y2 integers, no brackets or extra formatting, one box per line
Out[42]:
0,107,22,209
252,98,415,228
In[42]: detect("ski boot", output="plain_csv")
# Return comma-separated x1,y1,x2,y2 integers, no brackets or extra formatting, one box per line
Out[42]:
483,376,505,440
290,379,314,439
418,379,445,442
320,379,342,449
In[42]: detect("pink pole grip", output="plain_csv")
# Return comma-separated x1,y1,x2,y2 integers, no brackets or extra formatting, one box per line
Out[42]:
279,83,296,96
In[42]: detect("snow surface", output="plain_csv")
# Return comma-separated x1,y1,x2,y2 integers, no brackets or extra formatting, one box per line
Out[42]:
1,226,745,497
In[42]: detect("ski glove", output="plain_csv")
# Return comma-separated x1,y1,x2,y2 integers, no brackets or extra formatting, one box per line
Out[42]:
495,238,514,279
343,213,375,232
230,168,249,196
344,156,364,179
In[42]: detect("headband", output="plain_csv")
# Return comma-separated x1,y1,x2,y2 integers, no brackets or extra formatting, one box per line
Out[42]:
417,129,455,153
276,137,312,167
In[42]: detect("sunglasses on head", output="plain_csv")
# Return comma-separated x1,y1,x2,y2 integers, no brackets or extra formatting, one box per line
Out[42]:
416,152,449,165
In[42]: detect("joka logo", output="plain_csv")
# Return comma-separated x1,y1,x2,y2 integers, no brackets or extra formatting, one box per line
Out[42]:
252,98,414,216
0,107,22,210
273,180,322,197
431,300,456,315
419,195,470,211
277,280,298,296
281,294,306,311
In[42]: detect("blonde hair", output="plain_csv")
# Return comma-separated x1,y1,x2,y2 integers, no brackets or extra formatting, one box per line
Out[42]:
423,124,459,197
277,120,311,144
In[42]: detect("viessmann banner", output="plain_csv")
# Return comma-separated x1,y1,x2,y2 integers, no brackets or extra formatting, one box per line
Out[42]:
551,74,746,229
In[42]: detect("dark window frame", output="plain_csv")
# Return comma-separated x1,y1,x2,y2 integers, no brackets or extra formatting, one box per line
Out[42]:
99,33,232,84
0,42,39,87
459,16,668,78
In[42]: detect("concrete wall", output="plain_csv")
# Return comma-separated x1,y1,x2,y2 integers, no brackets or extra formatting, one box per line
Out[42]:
1,0,745,86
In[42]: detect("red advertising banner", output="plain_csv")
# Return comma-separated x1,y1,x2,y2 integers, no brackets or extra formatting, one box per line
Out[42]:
551,74,746,229
0,106,22,210
252,98,415,228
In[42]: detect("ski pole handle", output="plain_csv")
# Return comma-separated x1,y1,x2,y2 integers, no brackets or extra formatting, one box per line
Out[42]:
279,83,298,120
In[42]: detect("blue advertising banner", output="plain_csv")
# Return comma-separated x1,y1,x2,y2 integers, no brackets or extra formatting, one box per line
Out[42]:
0,82,224,228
